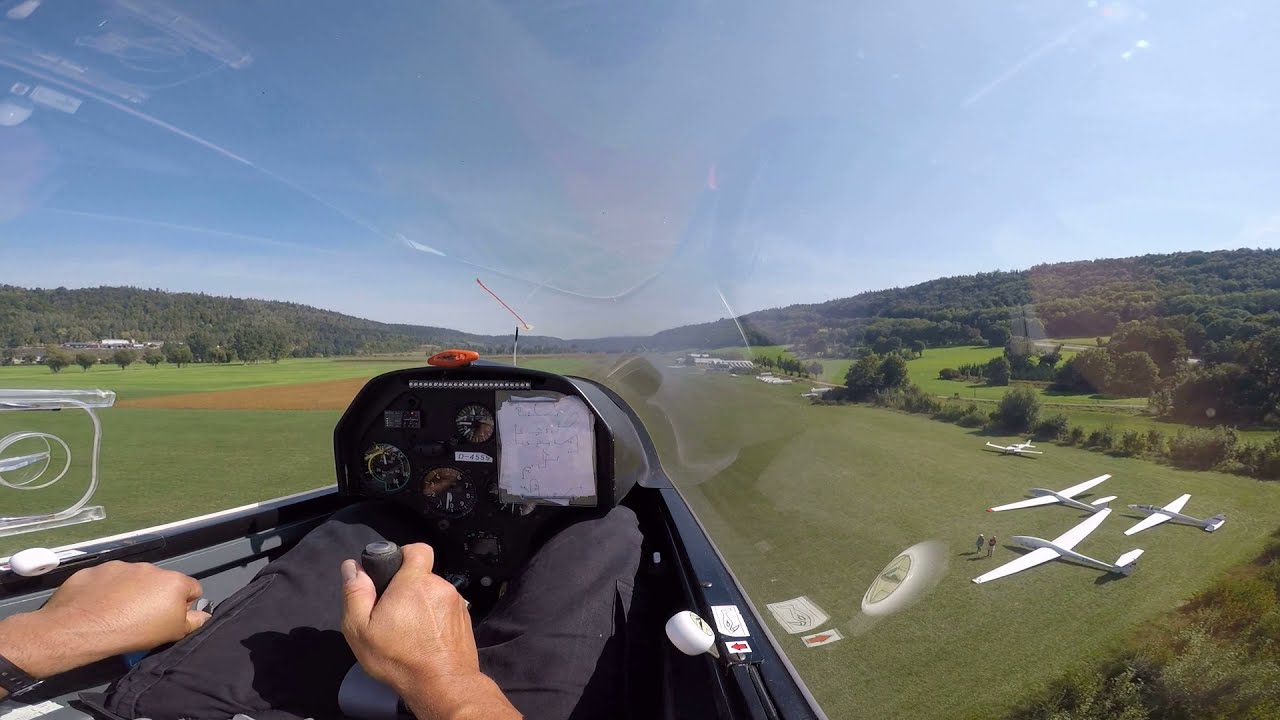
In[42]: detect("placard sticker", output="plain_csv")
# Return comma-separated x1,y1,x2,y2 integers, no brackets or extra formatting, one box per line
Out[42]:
724,640,752,654
455,451,493,463
711,605,750,637
765,596,830,634
802,629,844,648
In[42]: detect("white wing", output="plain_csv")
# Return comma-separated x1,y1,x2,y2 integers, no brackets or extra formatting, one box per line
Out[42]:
987,496,1059,512
1017,450,1044,455
1058,474,1111,499
1123,513,1171,536
1051,507,1112,549
985,443,1009,451
972,547,1060,584
1164,494,1192,513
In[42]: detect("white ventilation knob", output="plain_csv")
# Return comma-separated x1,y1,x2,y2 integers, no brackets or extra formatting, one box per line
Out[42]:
665,610,717,656
10,547,59,576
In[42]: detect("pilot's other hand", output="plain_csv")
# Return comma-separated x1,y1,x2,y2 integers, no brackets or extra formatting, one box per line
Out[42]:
2,561,209,681
340,543,475,689
43,561,211,655
341,544,521,719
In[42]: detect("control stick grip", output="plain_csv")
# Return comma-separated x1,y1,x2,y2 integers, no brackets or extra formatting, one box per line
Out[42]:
361,541,403,597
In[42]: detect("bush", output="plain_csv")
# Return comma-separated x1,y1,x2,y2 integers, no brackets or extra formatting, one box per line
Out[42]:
938,367,961,380
985,356,1012,386
957,411,987,428
1186,577,1277,634
1086,425,1117,450
1144,429,1166,456
993,386,1041,432
1250,436,1280,480
1033,413,1070,441
1067,426,1086,445
873,384,941,415
933,402,967,422
1168,427,1239,471
1117,430,1147,457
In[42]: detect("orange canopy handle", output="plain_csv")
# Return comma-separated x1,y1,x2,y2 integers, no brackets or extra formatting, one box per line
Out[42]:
427,349,480,368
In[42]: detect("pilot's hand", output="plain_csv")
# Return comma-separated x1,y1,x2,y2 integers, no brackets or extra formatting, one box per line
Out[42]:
341,544,521,719
340,543,476,690
43,561,210,657
0,562,209,682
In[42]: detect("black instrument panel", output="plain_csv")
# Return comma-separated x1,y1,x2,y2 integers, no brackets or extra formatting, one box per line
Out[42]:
333,365,619,608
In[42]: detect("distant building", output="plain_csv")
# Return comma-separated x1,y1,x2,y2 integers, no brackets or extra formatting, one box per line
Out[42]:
693,357,754,371
100,339,132,348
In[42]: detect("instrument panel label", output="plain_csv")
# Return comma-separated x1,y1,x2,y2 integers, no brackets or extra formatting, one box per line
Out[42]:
455,451,493,463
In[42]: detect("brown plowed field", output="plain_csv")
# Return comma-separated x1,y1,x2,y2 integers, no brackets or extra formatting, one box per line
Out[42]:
120,377,367,411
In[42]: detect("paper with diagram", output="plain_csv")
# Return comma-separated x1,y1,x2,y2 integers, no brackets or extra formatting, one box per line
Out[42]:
497,396,595,501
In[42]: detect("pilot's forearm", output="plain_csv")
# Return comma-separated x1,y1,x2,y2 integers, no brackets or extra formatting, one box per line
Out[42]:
0,608,101,698
398,670,522,720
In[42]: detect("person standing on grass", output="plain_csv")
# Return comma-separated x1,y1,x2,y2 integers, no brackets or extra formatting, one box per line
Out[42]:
975,533,985,556
987,535,997,557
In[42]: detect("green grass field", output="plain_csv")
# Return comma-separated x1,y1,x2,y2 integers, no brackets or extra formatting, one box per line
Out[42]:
0,356,595,402
906,345,1147,406
3,356,1277,718
622,369,1280,719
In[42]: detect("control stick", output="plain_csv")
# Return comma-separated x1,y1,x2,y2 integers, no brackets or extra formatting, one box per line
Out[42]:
361,541,403,597
341,541,407,720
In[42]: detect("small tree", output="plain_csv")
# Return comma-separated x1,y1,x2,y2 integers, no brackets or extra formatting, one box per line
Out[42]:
112,348,137,370
167,345,194,368
985,326,1011,348
44,348,70,374
143,348,164,368
910,340,926,358
984,356,1011,386
75,352,97,372
1112,351,1160,397
843,353,884,401
880,354,909,390
993,386,1041,431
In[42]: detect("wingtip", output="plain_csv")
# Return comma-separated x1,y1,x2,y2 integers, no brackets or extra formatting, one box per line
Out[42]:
986,508,994,512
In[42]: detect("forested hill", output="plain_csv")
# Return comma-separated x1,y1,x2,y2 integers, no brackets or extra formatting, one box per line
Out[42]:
0,286,571,356
4,249,1278,357
633,248,1280,354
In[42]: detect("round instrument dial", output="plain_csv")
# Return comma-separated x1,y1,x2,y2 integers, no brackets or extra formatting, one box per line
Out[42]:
455,404,495,443
364,443,411,494
422,467,478,517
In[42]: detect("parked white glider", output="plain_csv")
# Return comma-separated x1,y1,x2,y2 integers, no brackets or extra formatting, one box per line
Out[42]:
1123,494,1226,536
984,440,1042,456
972,508,1144,584
987,474,1115,514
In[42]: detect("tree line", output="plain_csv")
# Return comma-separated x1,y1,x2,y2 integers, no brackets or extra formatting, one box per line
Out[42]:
0,285,571,357
633,248,1280,358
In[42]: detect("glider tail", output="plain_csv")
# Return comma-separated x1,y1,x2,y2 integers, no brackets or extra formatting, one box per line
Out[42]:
1114,549,1144,575
1090,495,1118,508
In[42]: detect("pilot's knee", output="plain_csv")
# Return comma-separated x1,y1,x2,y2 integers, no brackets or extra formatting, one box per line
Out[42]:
324,500,424,545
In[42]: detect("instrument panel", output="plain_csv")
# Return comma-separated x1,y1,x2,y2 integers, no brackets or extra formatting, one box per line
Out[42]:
334,365,624,610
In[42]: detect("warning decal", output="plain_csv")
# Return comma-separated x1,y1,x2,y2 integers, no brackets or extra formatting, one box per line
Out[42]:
711,605,750,637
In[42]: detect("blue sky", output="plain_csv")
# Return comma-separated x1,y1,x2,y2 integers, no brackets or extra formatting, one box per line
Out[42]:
1,0,1278,338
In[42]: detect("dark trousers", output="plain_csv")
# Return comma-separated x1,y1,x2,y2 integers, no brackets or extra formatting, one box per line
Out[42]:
94,502,642,720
